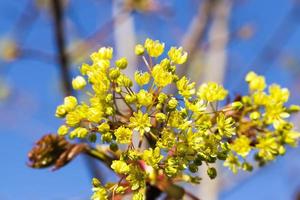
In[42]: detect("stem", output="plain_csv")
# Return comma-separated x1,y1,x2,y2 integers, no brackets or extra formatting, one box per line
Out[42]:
51,0,73,96
143,56,152,73
51,0,103,179
85,147,114,167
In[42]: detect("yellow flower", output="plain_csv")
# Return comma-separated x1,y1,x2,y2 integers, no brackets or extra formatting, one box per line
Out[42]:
111,160,130,174
57,125,69,136
134,71,150,86
142,147,163,168
144,38,164,57
230,135,251,157
90,47,113,61
268,84,289,103
155,113,166,122
114,126,132,144
72,75,87,90
117,74,133,87
167,97,178,109
109,68,121,80
115,57,128,69
176,76,195,98
223,153,240,174
137,89,153,107
217,113,235,137
264,103,289,124
70,127,89,139
65,111,81,127
197,82,228,102
152,64,173,87
135,44,145,55
168,47,188,64
256,135,279,161
245,71,266,91
87,105,104,123
97,122,110,133
63,96,77,111
129,110,151,135
80,63,90,75
55,105,67,118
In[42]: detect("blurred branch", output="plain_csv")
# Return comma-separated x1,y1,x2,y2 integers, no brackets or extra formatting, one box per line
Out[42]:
181,0,214,57
176,0,215,80
13,0,39,45
51,0,72,96
50,0,103,179
230,1,300,92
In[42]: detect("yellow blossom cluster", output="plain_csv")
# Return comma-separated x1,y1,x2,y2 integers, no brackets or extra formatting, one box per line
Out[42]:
53,38,300,199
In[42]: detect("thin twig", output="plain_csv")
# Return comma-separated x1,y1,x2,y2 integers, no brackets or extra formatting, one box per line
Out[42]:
50,0,103,180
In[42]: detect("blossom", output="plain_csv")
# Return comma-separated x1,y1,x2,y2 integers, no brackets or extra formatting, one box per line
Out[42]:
152,64,173,87
134,71,150,86
137,89,153,107
245,71,266,91
144,38,164,57
216,113,236,137
114,126,132,144
168,46,188,64
230,135,251,157
72,75,86,90
129,110,151,135
197,82,228,102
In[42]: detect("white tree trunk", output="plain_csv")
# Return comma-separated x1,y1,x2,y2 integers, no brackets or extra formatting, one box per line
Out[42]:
190,1,232,199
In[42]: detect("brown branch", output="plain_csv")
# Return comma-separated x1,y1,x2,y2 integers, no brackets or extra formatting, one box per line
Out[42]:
51,0,73,96
50,0,104,180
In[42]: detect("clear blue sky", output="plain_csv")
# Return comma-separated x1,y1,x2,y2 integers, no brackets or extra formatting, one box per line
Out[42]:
0,0,300,199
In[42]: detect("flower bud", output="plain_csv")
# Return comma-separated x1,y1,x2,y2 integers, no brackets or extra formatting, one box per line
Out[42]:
125,94,137,103
168,98,178,109
105,94,113,103
64,96,77,111
231,101,243,110
102,132,112,143
155,113,166,122
134,71,150,86
109,68,121,80
115,57,128,69
80,63,89,75
250,111,260,120
109,143,119,152
92,178,101,187
98,122,110,132
55,105,67,117
135,44,145,55
242,162,253,171
188,164,198,173
288,104,300,113
158,93,168,103
72,76,86,90
97,47,113,60
76,127,89,138
115,87,121,93
105,107,114,116
207,167,217,179
57,125,69,136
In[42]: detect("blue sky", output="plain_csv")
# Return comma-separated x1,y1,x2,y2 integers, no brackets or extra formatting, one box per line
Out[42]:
1,0,300,199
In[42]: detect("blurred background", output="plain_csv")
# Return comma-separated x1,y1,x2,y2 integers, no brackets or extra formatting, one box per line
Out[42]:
1,0,300,199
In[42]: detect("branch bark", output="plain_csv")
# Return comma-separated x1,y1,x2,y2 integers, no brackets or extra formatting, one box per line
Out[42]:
50,0,103,180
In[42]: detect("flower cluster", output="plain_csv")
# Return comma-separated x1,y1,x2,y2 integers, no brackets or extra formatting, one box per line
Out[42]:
54,38,300,199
